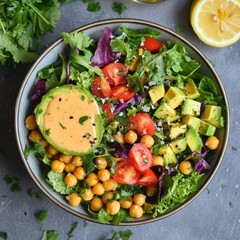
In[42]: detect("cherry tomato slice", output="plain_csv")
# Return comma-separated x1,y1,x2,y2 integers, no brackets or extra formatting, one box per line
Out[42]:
102,63,128,85
91,77,112,98
113,160,140,184
143,37,163,53
128,113,155,136
101,102,114,122
128,143,153,173
112,84,135,102
137,168,158,187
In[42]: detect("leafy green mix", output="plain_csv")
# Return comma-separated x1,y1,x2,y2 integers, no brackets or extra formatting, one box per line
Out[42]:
25,26,224,225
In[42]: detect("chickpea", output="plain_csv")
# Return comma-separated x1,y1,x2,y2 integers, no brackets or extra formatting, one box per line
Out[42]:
103,178,118,191
46,153,53,159
85,173,98,187
72,156,83,167
51,160,65,173
92,182,105,196
140,135,154,149
124,130,138,144
74,167,86,180
129,204,144,218
64,163,76,173
25,115,38,130
64,173,78,187
133,193,146,207
120,197,132,209
98,169,110,182
40,139,48,148
94,157,108,170
90,197,103,212
106,200,120,215
67,192,81,207
205,136,220,150
59,154,72,164
179,161,192,175
102,191,114,204
113,133,125,144
28,130,42,142
47,145,58,156
146,186,157,197
81,188,94,201
152,155,164,166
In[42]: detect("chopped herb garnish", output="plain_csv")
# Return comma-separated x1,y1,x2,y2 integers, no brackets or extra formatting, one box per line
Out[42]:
106,230,133,240
4,175,22,192
229,201,233,208
45,128,51,135
82,0,101,12
175,24,186,33
112,2,127,16
232,146,237,151
79,116,89,125
80,95,85,101
0,232,8,240
67,222,78,239
40,230,58,240
35,210,48,229
84,220,88,228
59,122,66,129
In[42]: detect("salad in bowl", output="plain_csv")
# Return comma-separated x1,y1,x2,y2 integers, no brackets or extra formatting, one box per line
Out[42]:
16,19,228,225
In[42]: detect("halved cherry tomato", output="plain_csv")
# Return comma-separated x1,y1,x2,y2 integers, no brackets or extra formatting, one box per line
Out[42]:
112,84,135,102
91,77,112,98
137,169,158,186
143,37,163,53
101,102,114,122
113,160,140,184
128,113,155,136
128,143,153,173
102,63,128,85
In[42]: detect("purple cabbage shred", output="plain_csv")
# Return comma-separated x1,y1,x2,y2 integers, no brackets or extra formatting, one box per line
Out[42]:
91,27,120,68
66,63,70,84
114,94,142,114
31,80,48,102
107,140,130,160
192,144,210,173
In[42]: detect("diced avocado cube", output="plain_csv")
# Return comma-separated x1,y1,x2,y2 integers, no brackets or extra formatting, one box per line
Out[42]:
182,115,201,131
169,137,187,154
198,120,216,136
159,145,178,165
169,123,187,140
164,86,186,109
201,105,224,128
184,79,200,99
186,126,203,153
154,102,180,123
181,99,201,116
149,82,165,104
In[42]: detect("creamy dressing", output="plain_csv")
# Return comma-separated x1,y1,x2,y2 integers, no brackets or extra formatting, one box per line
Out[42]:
43,89,99,154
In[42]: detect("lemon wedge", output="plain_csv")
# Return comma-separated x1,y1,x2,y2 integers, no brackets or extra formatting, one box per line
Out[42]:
190,0,240,47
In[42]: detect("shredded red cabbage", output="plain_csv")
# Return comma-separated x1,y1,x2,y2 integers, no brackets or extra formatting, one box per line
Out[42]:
31,80,48,101
114,94,142,114
107,140,130,160
91,27,120,68
192,144,210,172
66,63,70,84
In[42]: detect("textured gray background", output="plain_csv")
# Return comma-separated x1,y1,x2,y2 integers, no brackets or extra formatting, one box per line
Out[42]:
0,0,240,239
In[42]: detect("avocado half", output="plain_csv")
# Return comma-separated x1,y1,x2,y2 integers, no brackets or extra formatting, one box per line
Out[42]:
34,84,104,156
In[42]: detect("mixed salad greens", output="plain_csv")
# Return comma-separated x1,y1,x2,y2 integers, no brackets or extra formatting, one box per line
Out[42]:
25,26,225,224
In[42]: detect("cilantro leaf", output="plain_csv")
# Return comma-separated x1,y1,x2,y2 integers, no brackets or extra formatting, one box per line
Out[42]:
112,2,127,16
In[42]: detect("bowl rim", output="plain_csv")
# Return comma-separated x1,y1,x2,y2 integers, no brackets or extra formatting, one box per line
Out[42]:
15,18,229,226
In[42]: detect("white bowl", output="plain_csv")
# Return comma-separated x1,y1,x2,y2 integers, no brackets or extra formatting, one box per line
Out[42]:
15,18,229,225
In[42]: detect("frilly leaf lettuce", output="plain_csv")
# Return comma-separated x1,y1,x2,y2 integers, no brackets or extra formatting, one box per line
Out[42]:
149,172,204,217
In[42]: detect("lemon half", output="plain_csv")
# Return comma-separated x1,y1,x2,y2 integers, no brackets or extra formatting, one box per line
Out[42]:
190,0,240,47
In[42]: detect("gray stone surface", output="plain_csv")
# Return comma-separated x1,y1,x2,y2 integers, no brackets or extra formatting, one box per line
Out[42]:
0,0,240,239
